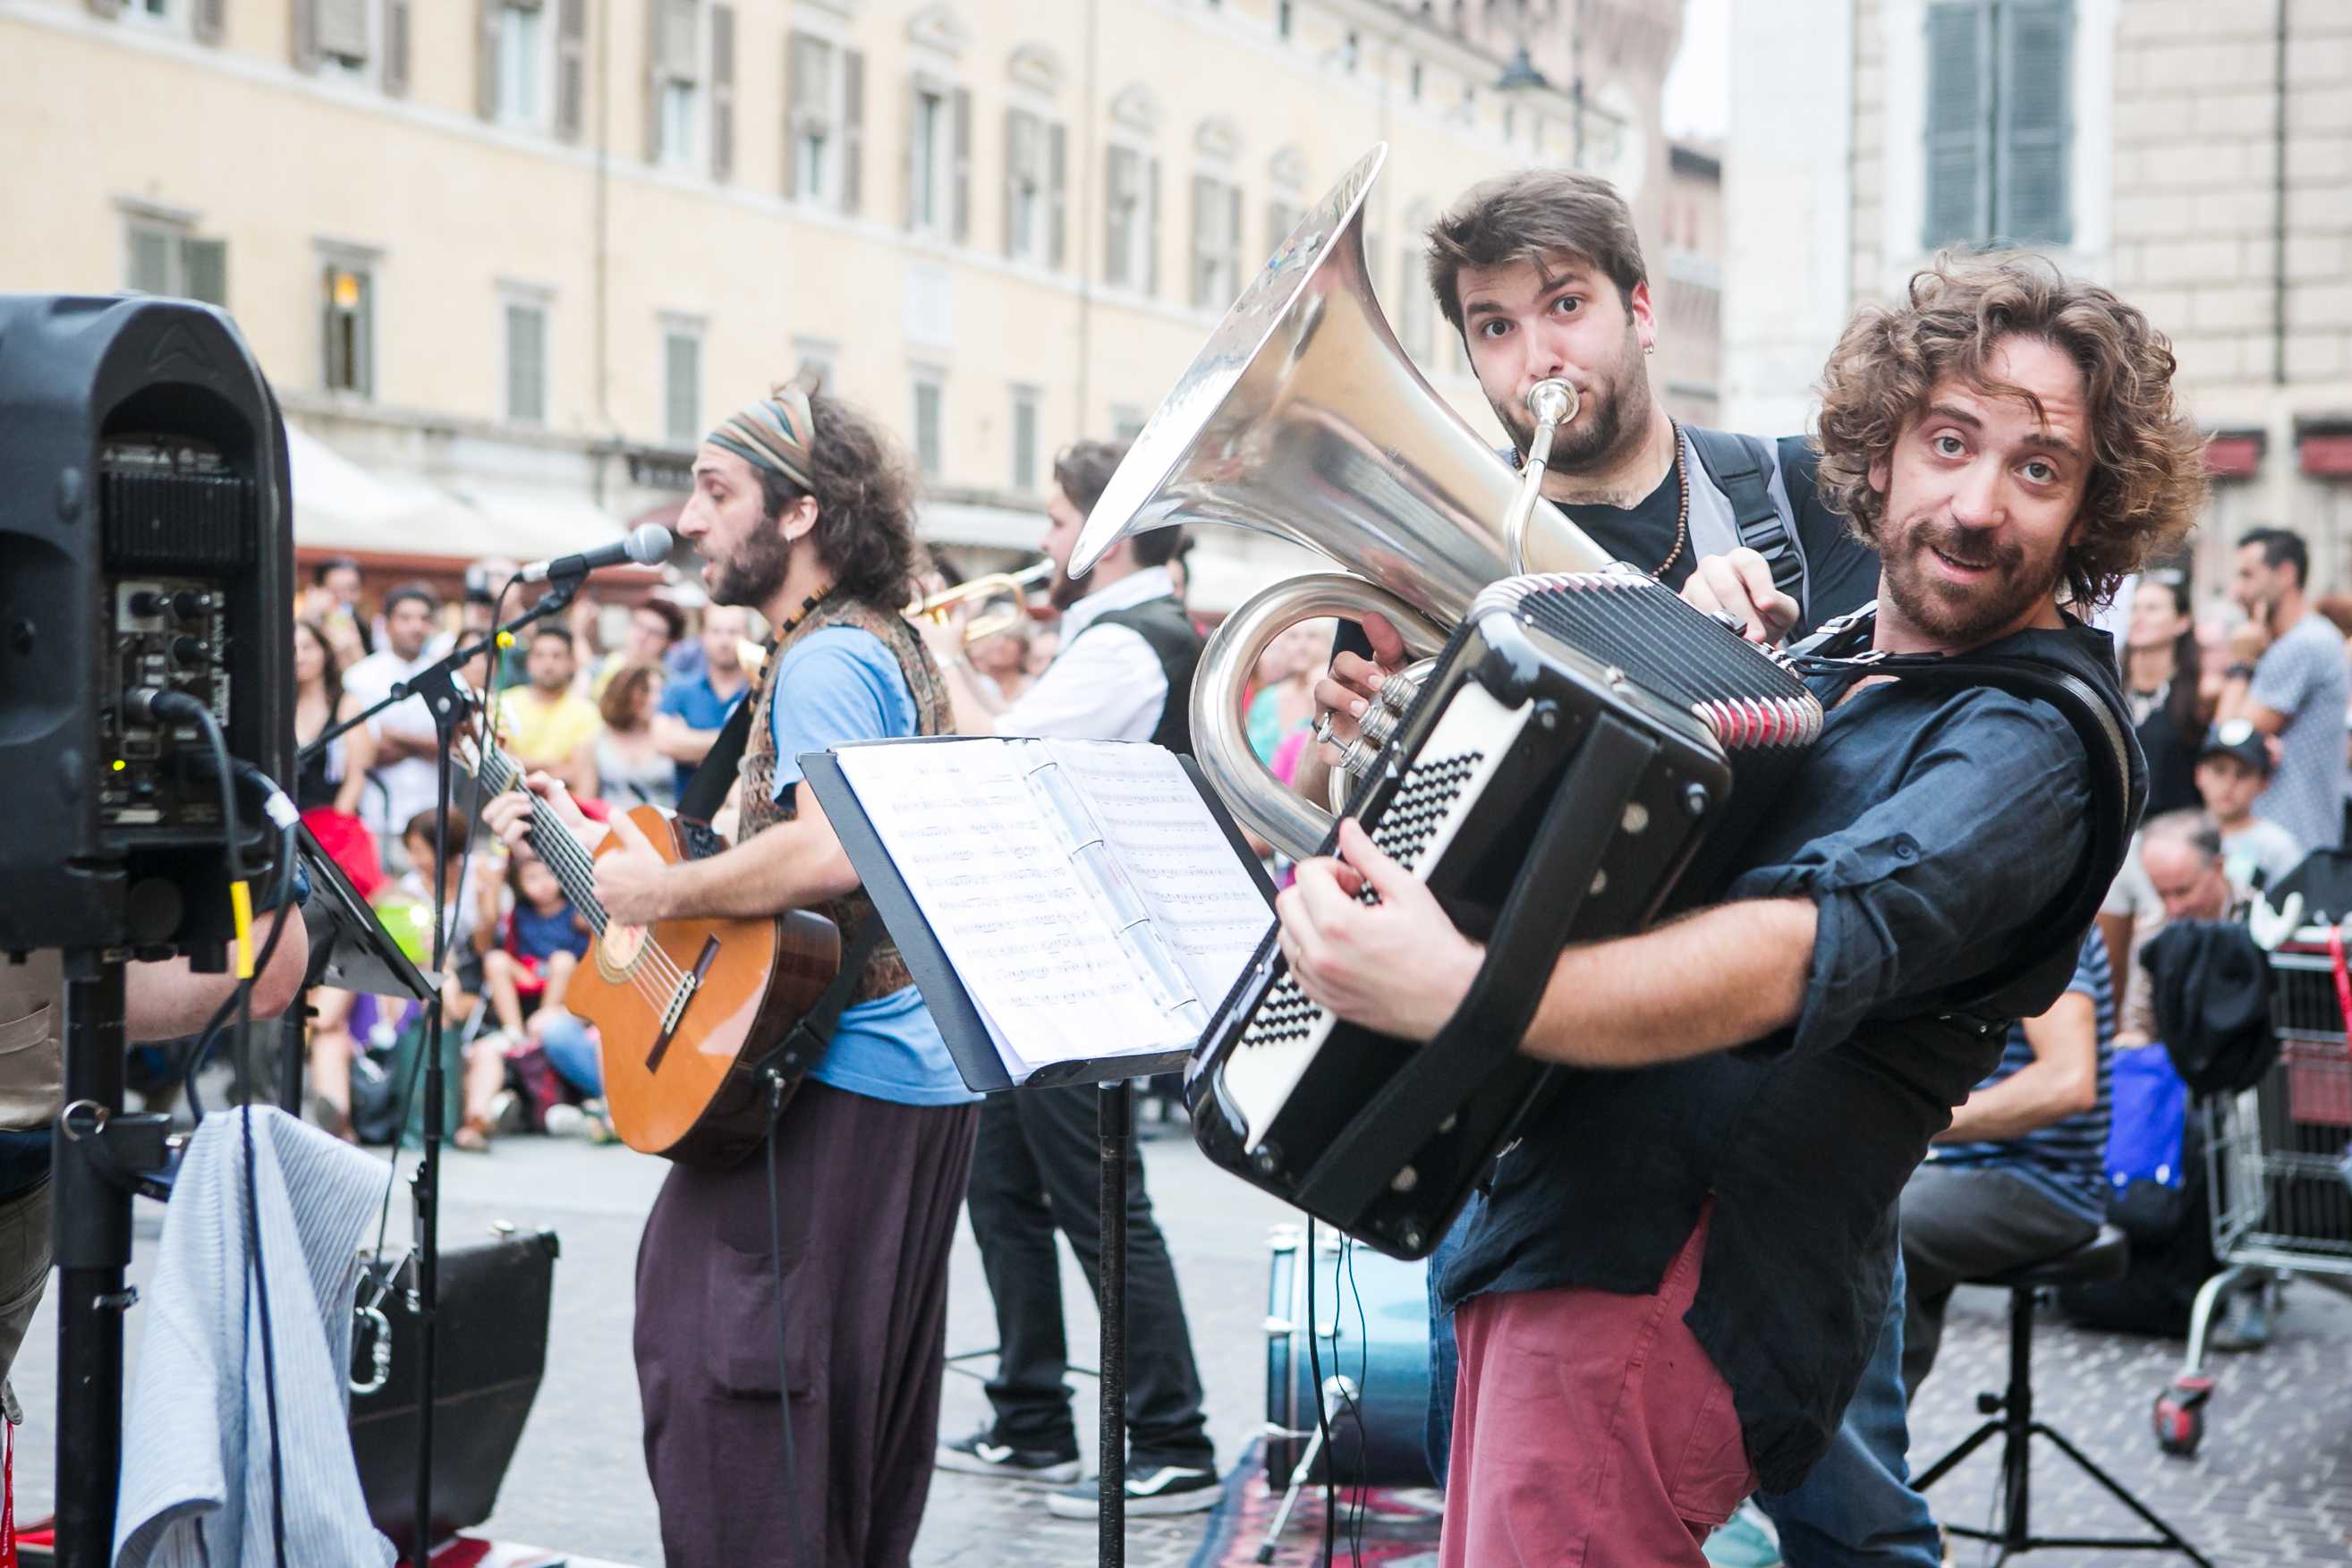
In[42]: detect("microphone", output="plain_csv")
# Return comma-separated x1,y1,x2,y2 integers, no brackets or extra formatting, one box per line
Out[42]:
517,523,674,584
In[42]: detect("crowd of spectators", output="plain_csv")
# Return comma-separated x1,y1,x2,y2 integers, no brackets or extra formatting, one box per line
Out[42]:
288,555,761,1151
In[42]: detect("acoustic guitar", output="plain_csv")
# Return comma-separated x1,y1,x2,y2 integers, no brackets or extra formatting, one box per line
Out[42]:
462,733,841,1166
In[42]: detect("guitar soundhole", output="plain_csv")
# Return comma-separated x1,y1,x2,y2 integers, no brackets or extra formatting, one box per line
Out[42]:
597,923,649,979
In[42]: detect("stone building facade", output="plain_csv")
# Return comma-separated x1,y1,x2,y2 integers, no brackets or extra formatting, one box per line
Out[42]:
1,0,1694,606
1726,0,2352,594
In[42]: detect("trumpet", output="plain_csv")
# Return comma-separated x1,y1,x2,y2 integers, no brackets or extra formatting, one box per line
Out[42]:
907,561,1050,646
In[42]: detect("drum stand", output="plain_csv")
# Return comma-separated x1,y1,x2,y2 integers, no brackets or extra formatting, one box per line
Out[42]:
1255,1374,1360,1564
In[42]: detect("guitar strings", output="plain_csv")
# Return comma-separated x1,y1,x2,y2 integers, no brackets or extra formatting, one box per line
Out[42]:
470,743,696,1006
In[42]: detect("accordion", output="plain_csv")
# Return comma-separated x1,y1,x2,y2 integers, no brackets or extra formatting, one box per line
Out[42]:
1188,571,1825,1259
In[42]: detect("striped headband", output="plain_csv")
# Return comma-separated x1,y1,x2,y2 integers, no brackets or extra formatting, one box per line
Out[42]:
708,386,817,490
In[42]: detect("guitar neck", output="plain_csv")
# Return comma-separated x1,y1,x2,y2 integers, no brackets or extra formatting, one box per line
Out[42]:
472,740,612,932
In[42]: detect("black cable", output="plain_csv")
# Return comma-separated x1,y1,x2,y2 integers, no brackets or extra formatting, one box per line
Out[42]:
765,1077,809,1568
1305,1218,1337,1567
1341,1238,1371,1563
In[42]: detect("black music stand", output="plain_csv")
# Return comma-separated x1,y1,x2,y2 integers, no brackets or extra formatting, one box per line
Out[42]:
802,741,1273,1567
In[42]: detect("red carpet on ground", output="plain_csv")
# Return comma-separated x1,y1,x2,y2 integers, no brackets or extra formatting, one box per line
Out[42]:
1188,1440,1443,1567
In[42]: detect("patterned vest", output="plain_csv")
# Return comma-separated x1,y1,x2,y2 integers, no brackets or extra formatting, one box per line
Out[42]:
737,593,955,1004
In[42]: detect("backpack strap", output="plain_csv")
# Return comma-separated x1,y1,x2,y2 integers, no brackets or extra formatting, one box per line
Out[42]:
1685,427,1807,614
1792,613,2144,1015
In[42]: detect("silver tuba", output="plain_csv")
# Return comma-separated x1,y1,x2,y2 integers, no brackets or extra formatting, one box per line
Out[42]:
1072,143,1613,860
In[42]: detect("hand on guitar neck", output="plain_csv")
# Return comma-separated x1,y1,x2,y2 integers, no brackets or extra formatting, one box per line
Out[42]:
482,772,682,927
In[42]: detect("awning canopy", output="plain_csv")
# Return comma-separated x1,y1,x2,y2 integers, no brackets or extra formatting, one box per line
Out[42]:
286,422,635,565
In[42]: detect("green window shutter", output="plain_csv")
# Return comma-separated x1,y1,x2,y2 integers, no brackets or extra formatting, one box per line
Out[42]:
1996,0,2073,245
1923,1,1991,249
556,0,587,142
709,4,735,182
181,238,228,308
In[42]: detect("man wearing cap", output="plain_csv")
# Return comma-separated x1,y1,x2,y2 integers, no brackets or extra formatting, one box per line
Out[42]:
2195,718,2304,896
483,384,977,1568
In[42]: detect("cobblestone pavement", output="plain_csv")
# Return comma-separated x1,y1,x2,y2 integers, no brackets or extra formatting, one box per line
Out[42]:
10,1116,2348,1565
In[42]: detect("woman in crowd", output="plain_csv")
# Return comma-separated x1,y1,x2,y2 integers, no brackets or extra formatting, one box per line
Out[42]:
590,662,675,809
2122,572,2210,818
293,617,383,1139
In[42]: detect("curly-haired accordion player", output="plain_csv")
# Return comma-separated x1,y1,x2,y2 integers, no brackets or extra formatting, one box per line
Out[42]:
1280,253,2209,1564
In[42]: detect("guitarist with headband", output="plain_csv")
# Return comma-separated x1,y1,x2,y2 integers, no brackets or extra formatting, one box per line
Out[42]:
483,385,978,1567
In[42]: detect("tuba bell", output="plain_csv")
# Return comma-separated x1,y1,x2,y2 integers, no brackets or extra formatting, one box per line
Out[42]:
1072,143,1613,861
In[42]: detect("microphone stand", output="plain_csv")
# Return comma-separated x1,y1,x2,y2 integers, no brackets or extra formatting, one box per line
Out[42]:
297,575,582,1568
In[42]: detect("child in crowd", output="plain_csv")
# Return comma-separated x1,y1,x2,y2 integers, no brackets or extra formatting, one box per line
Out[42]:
2195,719,2304,897
384,807,512,1151
477,846,611,1139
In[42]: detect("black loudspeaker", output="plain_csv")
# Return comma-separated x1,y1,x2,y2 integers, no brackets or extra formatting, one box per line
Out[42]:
0,294,294,958
348,1227,560,1556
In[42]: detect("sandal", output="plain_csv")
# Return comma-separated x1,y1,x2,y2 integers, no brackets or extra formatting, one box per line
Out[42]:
452,1118,492,1153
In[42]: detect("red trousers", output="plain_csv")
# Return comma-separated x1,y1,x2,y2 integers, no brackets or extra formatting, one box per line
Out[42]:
1440,1206,1757,1567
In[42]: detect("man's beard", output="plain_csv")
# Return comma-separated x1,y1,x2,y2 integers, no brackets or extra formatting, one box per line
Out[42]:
1048,561,1084,611
706,526,793,609
1880,513,2064,647
1486,330,1651,478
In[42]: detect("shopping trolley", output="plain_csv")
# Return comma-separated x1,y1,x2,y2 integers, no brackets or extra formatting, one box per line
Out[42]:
2152,932,2352,1456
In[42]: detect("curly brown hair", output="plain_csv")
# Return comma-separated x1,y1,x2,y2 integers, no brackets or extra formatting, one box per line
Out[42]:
1814,251,2208,609
756,388,923,611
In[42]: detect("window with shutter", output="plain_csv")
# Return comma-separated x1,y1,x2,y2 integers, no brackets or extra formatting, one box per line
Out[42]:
497,3,546,126
1397,240,1431,362
1106,146,1142,289
1923,0,2071,251
1010,387,1040,491
910,87,949,231
126,225,175,296
843,51,865,214
658,0,700,78
1995,0,2071,244
321,260,374,398
317,0,368,62
383,0,411,95
1006,110,1044,261
1923,2,1990,248
555,0,586,141
181,238,228,307
790,35,837,201
709,4,735,182
505,301,548,425
1047,123,1067,269
912,374,945,480
663,328,702,446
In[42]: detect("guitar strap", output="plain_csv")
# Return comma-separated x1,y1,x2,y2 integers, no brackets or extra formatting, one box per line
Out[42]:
676,683,760,824
753,919,887,1089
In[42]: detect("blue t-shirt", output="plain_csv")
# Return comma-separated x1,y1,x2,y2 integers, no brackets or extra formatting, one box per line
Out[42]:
658,670,751,798
1930,929,2115,1224
766,627,974,1107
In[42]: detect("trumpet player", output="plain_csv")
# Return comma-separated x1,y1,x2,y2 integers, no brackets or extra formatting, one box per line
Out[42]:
923,440,1224,1518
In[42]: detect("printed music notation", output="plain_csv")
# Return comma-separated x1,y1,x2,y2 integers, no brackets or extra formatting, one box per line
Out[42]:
1034,740,1275,992
831,737,1274,1083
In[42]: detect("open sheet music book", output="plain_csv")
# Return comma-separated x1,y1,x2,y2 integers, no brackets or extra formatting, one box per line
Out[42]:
828,738,1275,1083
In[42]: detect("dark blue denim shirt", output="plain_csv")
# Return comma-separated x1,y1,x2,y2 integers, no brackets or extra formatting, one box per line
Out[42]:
1439,616,2130,1493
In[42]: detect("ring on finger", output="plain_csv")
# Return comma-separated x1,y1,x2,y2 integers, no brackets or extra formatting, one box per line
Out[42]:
1312,711,1337,746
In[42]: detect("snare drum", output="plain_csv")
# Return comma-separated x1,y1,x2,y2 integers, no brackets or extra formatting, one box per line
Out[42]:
1263,1224,1437,1488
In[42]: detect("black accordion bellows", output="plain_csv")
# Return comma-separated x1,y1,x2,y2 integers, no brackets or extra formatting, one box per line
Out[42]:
1190,571,1824,1258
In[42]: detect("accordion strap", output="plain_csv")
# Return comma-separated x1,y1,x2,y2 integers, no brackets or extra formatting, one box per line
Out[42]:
1787,604,2141,1013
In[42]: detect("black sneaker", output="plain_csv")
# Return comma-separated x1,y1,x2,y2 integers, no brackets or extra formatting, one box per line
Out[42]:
1044,1462,1218,1518
936,1429,1083,1485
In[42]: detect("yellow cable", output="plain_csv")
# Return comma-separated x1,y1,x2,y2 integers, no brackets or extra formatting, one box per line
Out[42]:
230,879,256,980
